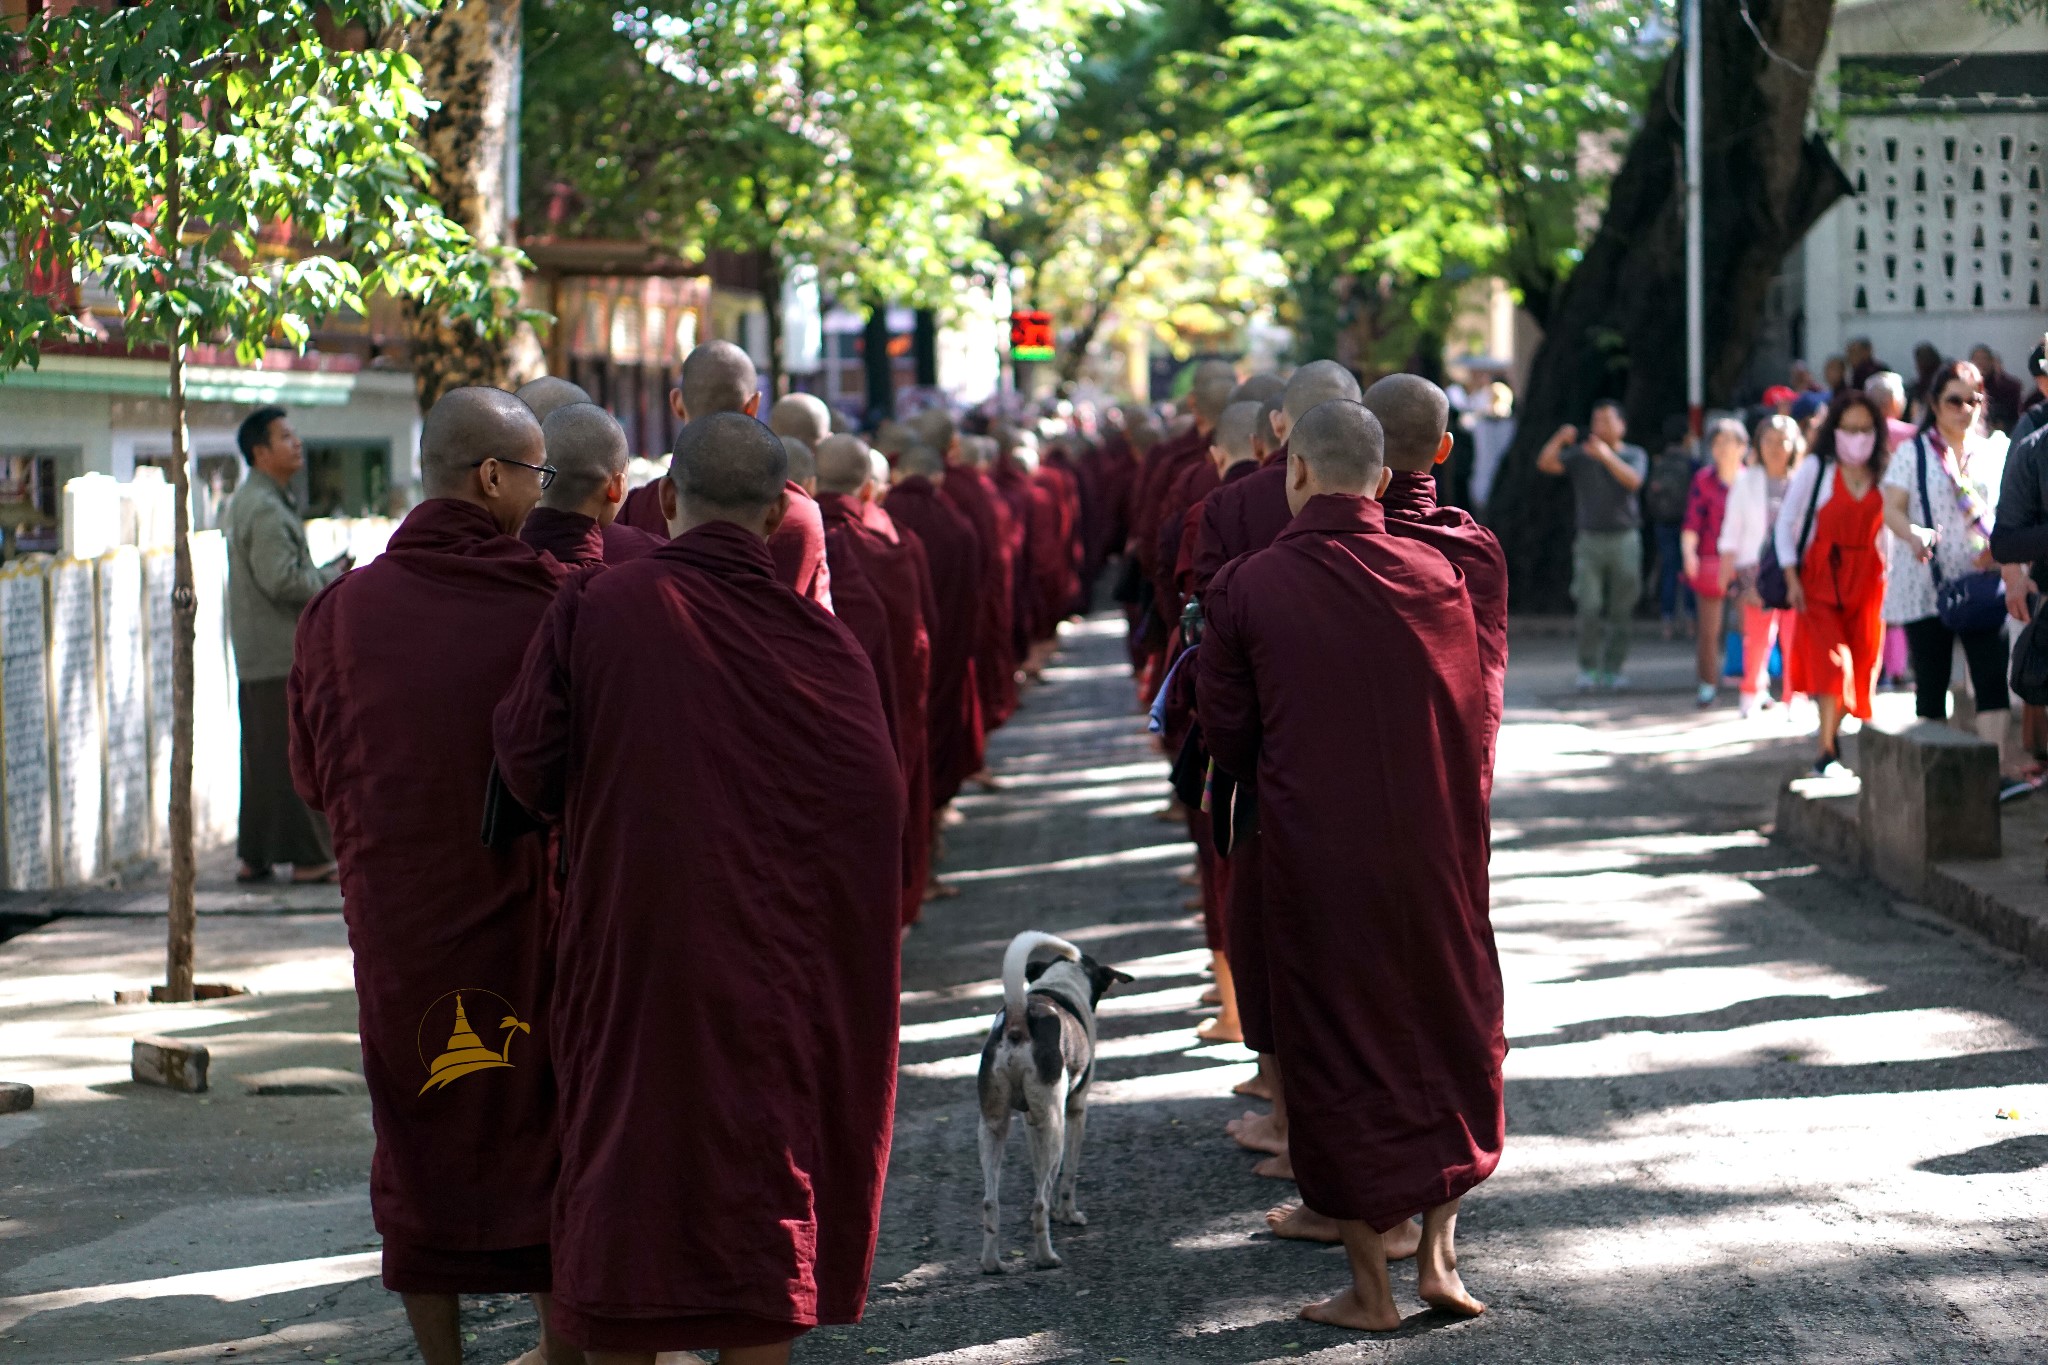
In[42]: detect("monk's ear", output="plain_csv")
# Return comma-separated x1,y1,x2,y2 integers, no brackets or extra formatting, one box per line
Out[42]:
761,490,789,540
606,470,627,505
658,477,679,531
742,392,762,418
668,388,687,423
1433,432,1453,466
1287,453,1307,491
1372,466,1394,500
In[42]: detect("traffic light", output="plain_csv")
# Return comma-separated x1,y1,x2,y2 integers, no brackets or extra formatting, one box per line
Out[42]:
1009,310,1054,362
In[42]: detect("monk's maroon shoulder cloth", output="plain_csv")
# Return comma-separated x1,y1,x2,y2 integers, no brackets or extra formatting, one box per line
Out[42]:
883,476,985,807
940,462,1020,728
1198,492,1504,1233
492,520,904,1336
289,498,570,1257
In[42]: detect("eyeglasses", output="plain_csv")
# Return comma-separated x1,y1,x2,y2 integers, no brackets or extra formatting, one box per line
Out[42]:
1940,392,1984,409
470,457,557,489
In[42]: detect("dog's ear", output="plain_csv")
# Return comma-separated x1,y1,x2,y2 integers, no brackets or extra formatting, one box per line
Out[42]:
1024,959,1050,983
1110,967,1136,984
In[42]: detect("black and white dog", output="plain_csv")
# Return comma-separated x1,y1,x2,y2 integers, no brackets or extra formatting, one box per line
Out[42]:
977,931,1133,1272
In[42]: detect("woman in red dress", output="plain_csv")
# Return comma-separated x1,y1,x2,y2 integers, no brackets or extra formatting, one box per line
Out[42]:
1780,392,1891,776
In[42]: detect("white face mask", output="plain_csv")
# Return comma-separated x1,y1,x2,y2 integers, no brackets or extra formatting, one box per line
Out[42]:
1835,430,1875,466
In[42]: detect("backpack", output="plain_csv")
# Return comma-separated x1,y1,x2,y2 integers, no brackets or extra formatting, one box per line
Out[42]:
1644,446,1694,525
2013,597,2048,706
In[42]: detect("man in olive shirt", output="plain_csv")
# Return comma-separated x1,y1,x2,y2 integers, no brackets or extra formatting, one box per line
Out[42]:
224,407,349,882
1538,400,1649,691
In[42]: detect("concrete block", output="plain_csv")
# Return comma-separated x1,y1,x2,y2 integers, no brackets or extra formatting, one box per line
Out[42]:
131,1036,209,1093
237,1068,363,1097
1855,719,1999,896
0,1082,32,1113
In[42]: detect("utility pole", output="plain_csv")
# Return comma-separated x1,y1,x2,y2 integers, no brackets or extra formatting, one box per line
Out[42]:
1684,0,1704,451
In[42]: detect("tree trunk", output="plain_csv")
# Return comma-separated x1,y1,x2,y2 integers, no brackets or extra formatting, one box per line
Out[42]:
759,246,785,399
1486,0,1848,610
163,117,197,1004
402,0,539,409
863,303,894,425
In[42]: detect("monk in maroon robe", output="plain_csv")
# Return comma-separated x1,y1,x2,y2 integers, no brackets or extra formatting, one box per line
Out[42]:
1130,364,1235,696
1200,399,1500,1331
1198,361,1361,1160
1013,441,1072,659
493,412,902,1365
818,434,936,927
884,442,985,811
518,403,661,569
615,341,832,610
923,412,1019,740
288,388,576,1365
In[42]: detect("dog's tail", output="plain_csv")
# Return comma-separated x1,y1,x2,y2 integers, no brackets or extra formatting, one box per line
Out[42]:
1002,931,1081,1043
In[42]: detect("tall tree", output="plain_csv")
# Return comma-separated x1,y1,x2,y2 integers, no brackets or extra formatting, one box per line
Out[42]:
1486,0,1843,609
402,0,543,404
0,0,521,998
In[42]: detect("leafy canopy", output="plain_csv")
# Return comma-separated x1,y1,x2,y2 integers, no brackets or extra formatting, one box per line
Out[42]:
0,0,524,370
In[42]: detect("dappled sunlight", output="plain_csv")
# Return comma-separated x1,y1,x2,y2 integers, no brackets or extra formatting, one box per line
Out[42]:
0,1252,381,1333
1505,1007,2037,1079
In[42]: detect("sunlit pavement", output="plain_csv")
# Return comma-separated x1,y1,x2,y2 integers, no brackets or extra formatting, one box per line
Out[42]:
2,615,2045,1363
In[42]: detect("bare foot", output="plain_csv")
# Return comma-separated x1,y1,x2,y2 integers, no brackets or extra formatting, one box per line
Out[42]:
1266,1203,1340,1243
971,770,1004,792
1225,1110,1287,1155
1383,1218,1422,1261
1418,1264,1486,1318
1200,984,1221,1006
1196,1015,1242,1044
1178,868,1202,887
1233,1073,1274,1101
1253,1150,1294,1180
1299,1286,1402,1333
1182,896,1205,912
924,878,959,901
1154,801,1184,823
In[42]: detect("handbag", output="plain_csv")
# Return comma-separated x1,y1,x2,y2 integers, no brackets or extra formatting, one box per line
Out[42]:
2012,595,2048,706
1755,459,1825,611
1916,435,2008,634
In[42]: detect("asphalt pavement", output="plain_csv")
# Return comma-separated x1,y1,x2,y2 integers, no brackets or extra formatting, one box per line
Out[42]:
1,613,2043,1364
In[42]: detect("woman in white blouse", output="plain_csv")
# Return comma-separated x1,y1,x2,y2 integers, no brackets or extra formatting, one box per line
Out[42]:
1879,359,2033,782
1719,416,1806,717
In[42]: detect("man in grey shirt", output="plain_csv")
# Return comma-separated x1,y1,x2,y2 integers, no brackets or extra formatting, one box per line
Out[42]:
1538,400,1649,690
223,407,349,882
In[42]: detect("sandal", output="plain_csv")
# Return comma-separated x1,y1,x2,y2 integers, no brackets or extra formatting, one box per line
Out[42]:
235,863,272,884
290,863,339,884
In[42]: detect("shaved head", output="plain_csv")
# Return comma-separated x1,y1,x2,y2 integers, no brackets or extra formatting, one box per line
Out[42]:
540,403,629,509
1283,360,1363,423
868,447,891,490
679,340,758,419
897,442,946,479
514,375,593,424
1230,373,1286,406
1190,361,1238,423
873,420,915,457
1291,399,1385,493
421,386,544,498
912,407,957,456
815,434,873,495
671,412,786,517
768,392,831,449
779,435,816,488
1362,373,1451,472
1256,398,1284,453
1213,401,1262,465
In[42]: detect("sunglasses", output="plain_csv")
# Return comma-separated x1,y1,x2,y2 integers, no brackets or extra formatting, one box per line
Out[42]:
470,457,558,489
1940,392,1984,409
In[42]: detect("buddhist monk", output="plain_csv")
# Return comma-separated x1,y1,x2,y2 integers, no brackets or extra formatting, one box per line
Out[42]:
492,411,903,1365
781,434,819,494
1010,437,1072,673
288,387,576,1365
1132,363,1237,697
1260,375,1509,1247
768,392,832,451
515,375,594,423
884,441,985,819
616,341,831,608
1201,359,1362,1136
1200,398,1500,1330
818,434,937,926
922,408,1019,745
519,404,661,568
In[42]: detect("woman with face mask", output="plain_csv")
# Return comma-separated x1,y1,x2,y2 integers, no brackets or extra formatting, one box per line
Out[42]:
1880,360,2036,786
1720,415,1808,717
1779,392,1892,776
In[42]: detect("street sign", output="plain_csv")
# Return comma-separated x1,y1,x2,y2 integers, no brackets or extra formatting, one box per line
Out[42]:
1009,310,1054,362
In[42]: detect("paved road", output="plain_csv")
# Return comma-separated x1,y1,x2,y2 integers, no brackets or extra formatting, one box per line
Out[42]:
2,615,2044,1363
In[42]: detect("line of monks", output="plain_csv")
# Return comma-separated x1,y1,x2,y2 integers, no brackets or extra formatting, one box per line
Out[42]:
1127,360,1509,1330
285,338,1105,1365
283,337,1508,1362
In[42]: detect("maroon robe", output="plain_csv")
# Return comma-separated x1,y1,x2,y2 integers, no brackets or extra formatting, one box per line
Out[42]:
989,457,1036,658
1090,430,1137,564
492,523,902,1351
287,498,568,1285
1382,470,1509,803
1023,473,1071,642
621,478,832,607
1155,457,1220,629
603,519,661,563
819,522,900,752
520,507,661,569
884,475,985,806
1190,443,1290,598
1130,425,1209,692
1198,494,1502,1232
821,492,935,926
940,462,1019,729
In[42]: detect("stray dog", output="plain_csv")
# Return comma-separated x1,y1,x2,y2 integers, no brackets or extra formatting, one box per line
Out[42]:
977,931,1132,1271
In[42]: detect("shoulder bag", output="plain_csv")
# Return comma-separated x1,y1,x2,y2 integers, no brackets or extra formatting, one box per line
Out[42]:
1917,434,2007,634
1755,457,1826,611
